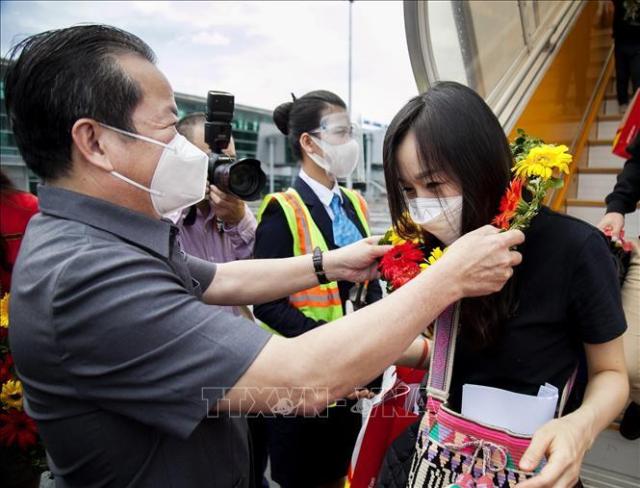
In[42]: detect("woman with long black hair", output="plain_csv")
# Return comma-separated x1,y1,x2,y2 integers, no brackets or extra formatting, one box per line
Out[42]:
377,81,629,488
253,90,383,488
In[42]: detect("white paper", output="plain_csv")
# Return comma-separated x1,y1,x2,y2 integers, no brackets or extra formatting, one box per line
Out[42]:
461,384,558,436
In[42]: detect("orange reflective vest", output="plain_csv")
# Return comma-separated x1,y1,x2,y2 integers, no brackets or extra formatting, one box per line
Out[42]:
256,187,371,332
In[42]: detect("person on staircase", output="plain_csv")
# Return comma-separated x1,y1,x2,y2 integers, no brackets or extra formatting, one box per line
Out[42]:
597,133,640,440
608,0,640,113
253,90,382,488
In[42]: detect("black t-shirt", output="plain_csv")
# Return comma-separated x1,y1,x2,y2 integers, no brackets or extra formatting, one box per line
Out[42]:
449,207,627,411
613,0,640,42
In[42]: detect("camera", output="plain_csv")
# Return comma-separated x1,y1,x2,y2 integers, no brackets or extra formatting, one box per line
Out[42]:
204,91,266,201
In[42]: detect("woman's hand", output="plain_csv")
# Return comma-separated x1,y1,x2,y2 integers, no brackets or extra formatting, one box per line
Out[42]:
597,211,625,239
516,411,595,488
324,236,391,283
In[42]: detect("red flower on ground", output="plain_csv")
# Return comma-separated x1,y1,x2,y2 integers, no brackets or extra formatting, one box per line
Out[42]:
0,354,14,384
492,178,524,230
0,409,38,450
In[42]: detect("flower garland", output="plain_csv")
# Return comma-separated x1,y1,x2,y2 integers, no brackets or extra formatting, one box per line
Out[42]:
492,129,572,231
0,293,47,473
378,228,443,293
378,129,573,292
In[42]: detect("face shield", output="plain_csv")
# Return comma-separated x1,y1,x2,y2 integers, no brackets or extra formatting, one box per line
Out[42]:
311,112,360,145
307,112,361,178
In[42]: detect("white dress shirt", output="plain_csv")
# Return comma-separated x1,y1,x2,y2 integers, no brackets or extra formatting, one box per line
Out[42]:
298,168,342,221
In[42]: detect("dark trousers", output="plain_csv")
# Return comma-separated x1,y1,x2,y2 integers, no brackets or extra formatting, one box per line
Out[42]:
615,40,640,105
247,416,269,488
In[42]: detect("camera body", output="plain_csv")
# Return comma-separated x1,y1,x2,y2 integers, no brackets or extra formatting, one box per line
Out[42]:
205,91,266,201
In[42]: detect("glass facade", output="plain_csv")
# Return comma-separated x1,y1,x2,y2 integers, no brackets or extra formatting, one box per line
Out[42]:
0,80,19,157
0,63,384,196
0,59,40,192
0,75,290,192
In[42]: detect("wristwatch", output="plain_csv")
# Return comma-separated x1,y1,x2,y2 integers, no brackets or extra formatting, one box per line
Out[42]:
312,247,329,285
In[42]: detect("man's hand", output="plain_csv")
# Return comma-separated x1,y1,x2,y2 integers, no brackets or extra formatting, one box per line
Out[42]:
208,184,246,226
596,211,625,239
324,236,392,283
435,226,524,299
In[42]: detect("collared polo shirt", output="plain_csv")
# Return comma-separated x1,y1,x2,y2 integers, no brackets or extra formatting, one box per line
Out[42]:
9,185,271,487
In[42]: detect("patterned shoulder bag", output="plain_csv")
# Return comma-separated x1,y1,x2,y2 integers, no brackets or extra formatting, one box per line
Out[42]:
406,303,576,488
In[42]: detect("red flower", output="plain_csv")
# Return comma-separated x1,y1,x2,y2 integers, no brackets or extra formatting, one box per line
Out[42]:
0,409,38,450
389,264,422,290
379,242,424,274
0,354,14,384
492,178,524,230
379,242,425,290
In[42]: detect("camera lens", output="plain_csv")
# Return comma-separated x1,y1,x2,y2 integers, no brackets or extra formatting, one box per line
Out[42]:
229,163,259,198
209,156,266,201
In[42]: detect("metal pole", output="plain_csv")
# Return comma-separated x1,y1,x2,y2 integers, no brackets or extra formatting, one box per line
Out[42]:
365,133,372,199
347,0,354,189
269,137,275,193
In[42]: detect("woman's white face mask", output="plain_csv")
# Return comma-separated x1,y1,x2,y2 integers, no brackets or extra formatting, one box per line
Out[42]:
407,195,463,245
307,112,361,178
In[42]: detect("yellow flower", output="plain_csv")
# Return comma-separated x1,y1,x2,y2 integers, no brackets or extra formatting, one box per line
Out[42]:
513,144,572,180
1,379,23,410
0,293,8,328
389,231,408,246
420,247,445,271
426,247,444,265
385,228,420,246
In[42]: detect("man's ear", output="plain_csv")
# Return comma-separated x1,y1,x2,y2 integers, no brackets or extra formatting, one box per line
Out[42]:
70,118,114,172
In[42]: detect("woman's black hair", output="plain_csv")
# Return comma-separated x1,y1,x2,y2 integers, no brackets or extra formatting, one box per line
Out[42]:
383,81,516,348
273,90,346,159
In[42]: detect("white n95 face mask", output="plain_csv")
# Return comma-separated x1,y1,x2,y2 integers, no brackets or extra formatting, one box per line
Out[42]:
101,124,208,216
309,136,360,178
407,195,463,245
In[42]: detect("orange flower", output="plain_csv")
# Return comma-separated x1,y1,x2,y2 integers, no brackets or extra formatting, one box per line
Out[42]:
492,179,524,230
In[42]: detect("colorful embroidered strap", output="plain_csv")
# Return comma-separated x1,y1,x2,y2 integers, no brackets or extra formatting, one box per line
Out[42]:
426,302,460,403
425,301,577,418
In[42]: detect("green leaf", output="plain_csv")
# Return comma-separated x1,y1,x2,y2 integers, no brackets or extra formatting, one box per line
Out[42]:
380,229,393,245
547,178,565,190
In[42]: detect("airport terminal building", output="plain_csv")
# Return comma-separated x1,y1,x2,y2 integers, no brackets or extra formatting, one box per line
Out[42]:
1,59,387,200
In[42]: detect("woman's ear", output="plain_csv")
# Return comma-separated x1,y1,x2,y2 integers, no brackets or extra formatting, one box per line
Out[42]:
70,118,115,172
299,132,319,157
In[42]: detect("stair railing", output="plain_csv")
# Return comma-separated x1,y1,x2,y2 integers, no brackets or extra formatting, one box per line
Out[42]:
549,47,615,211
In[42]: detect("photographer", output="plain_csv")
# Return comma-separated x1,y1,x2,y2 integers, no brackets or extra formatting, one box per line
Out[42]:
5,25,523,488
175,113,257,318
